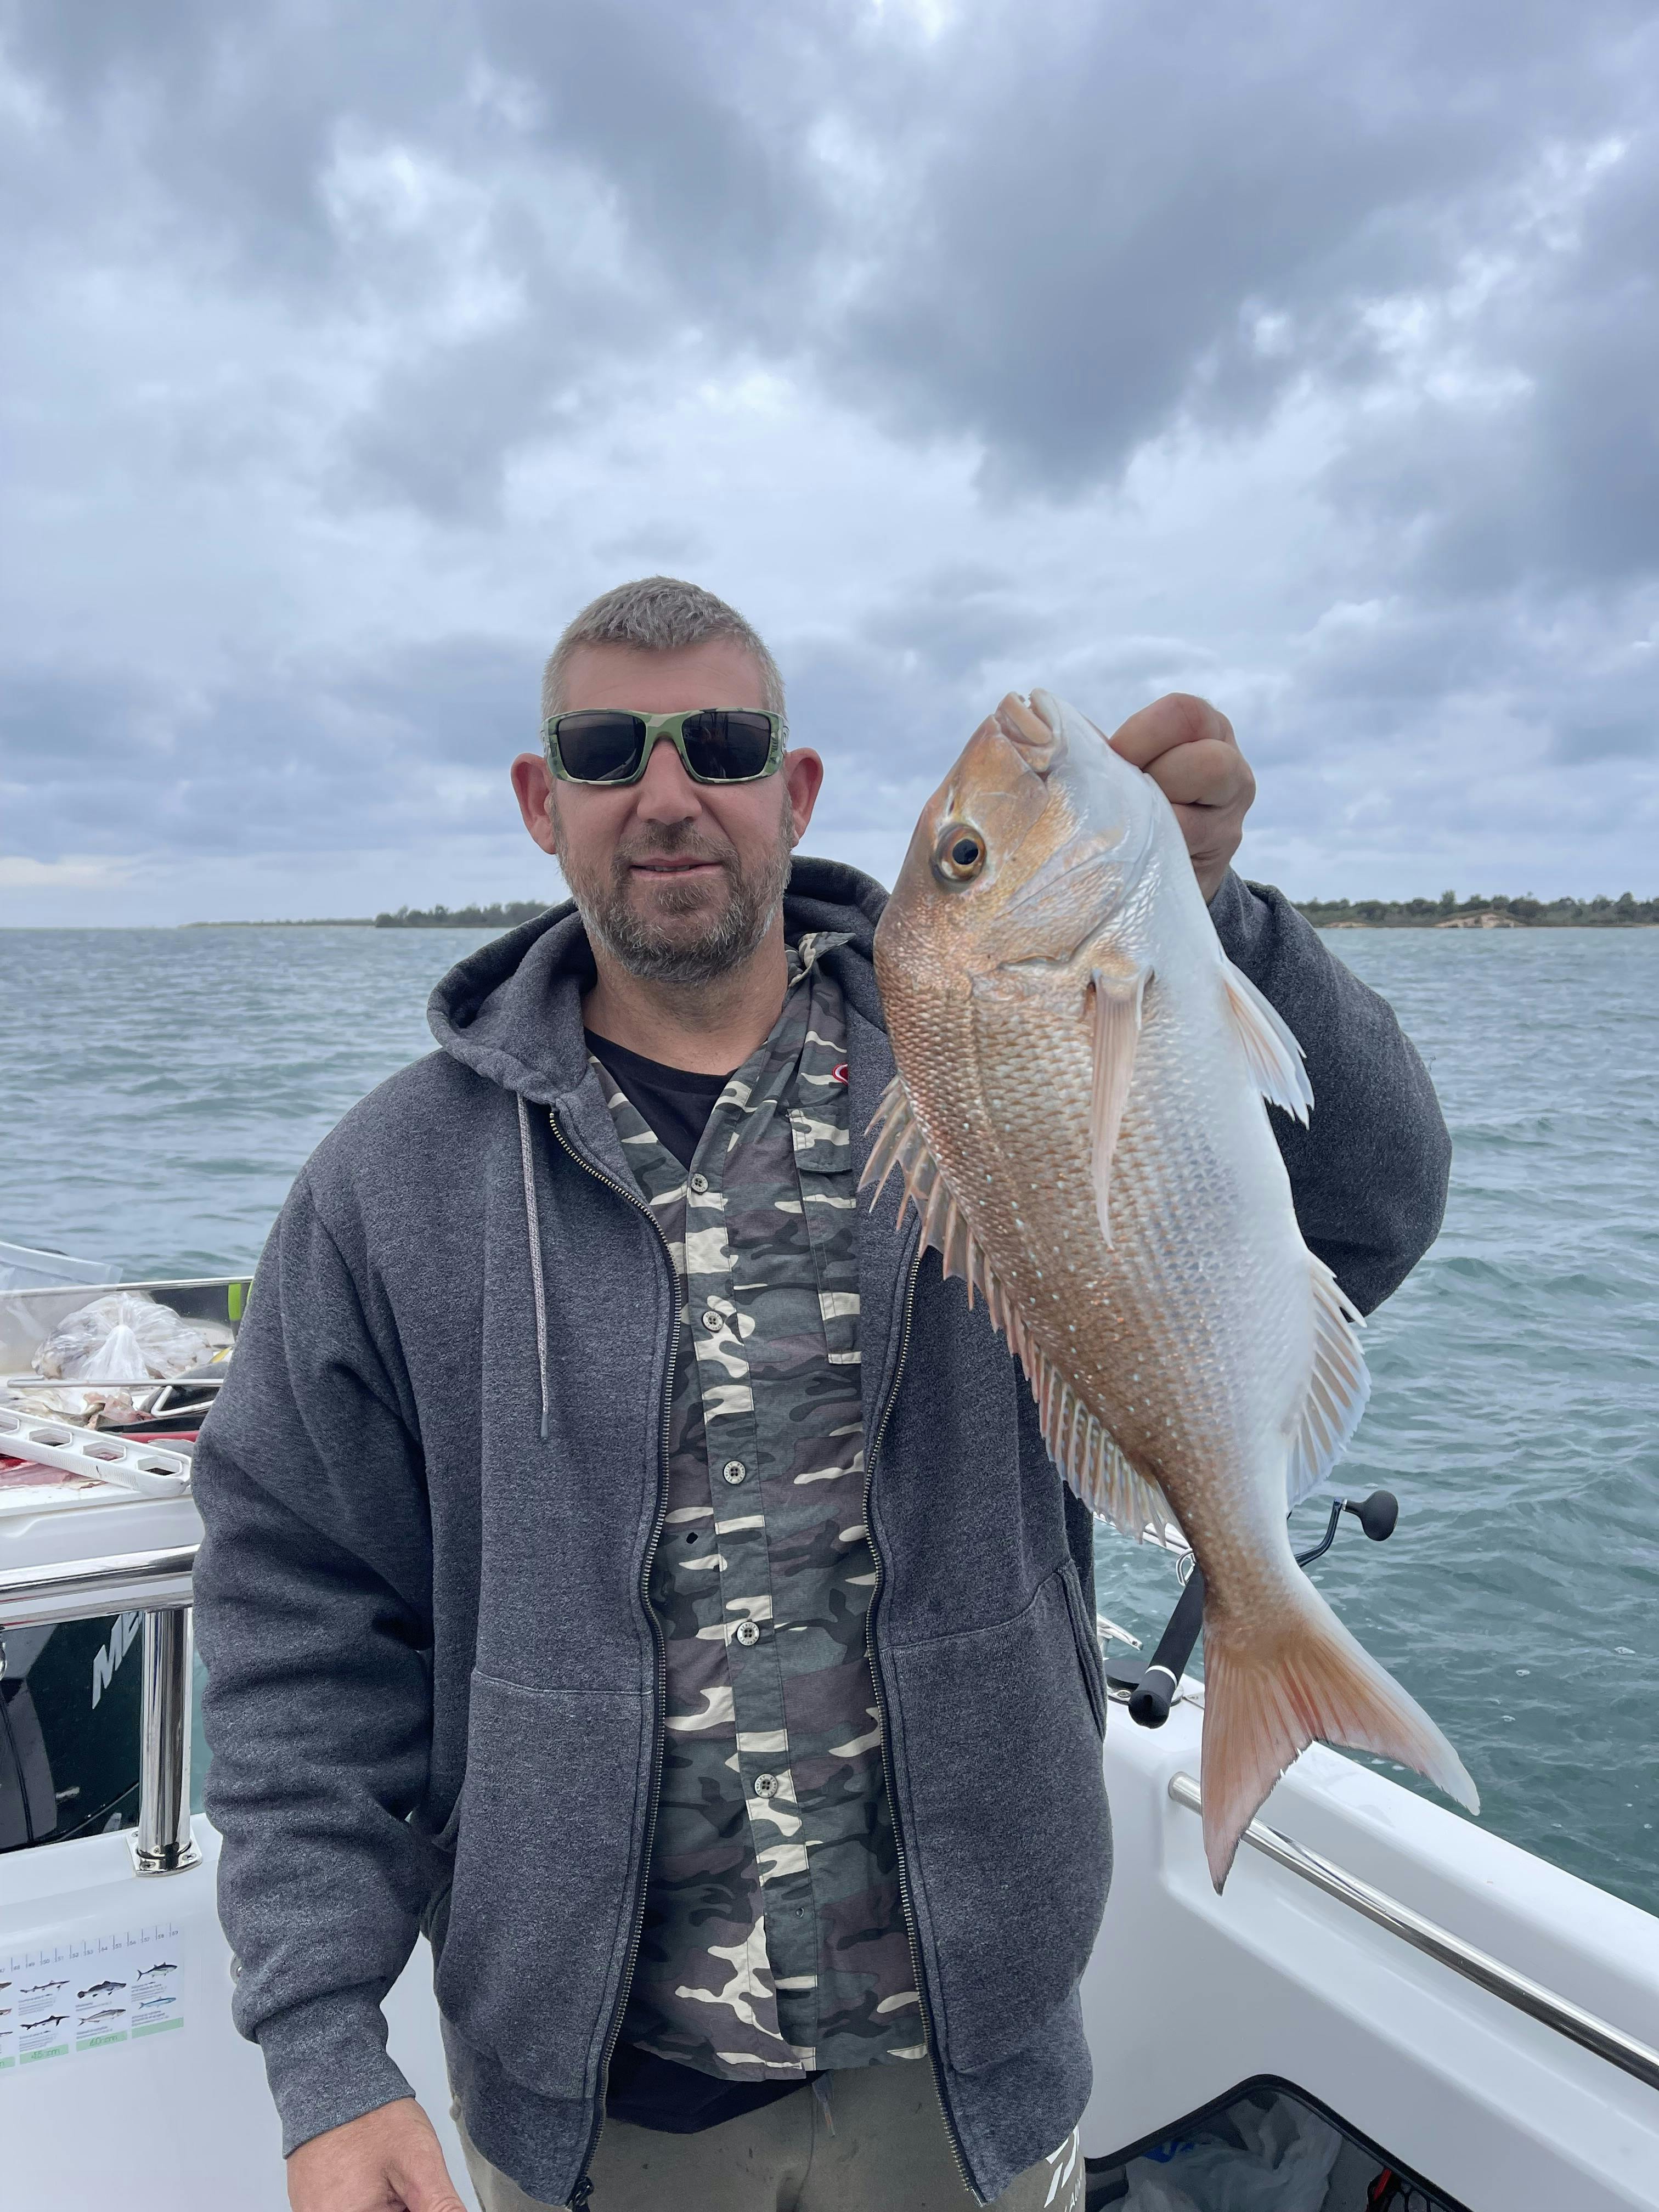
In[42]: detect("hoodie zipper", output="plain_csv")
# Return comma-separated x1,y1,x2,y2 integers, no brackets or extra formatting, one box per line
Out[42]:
546,1109,678,2210
861,1239,981,2204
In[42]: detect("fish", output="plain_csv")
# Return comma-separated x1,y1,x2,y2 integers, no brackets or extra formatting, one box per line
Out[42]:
23,2015,66,2031
77,1979,125,1997
866,689,1477,1887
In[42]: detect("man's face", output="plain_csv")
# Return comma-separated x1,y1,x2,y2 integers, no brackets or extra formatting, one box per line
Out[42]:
510,637,823,985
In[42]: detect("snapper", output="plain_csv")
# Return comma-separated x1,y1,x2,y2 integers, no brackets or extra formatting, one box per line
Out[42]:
866,690,1477,1887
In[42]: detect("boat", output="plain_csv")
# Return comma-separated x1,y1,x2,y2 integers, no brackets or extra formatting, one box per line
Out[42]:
2,1271,1656,2209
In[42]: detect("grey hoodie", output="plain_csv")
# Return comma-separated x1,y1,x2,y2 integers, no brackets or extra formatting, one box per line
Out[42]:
194,858,1449,2206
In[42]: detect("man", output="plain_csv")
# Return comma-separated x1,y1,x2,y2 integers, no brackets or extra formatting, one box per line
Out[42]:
195,577,1450,2212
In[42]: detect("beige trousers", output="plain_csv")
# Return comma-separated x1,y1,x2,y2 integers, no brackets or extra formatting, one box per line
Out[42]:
455,2063,1085,2212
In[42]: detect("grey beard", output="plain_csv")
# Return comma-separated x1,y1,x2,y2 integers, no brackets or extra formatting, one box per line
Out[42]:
557,809,795,986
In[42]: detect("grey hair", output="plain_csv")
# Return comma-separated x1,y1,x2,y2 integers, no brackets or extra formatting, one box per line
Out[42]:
541,575,786,722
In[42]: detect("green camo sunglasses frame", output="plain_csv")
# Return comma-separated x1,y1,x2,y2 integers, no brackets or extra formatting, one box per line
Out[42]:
541,707,788,787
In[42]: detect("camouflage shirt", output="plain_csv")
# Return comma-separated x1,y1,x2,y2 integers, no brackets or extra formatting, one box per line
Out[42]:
593,935,923,2081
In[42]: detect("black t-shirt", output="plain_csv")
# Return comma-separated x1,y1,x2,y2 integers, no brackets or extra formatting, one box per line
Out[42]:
584,1032,731,1172
582,1028,817,2133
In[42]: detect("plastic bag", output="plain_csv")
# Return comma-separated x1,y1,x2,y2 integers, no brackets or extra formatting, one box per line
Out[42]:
1120,2096,1343,2212
33,1293,225,1383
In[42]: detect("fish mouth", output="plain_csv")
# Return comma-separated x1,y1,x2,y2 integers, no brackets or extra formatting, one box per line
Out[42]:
993,692,1065,777
995,687,1159,887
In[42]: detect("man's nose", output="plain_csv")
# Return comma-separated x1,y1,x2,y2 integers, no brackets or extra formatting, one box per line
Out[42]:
633,734,704,825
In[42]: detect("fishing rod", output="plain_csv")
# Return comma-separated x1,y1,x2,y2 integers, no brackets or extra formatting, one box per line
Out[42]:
1112,1491,1400,1730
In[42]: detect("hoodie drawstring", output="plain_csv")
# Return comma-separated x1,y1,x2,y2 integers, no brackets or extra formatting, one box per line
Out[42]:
517,1094,552,1440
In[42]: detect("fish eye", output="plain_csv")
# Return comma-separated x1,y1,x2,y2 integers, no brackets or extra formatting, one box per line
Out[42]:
933,822,986,885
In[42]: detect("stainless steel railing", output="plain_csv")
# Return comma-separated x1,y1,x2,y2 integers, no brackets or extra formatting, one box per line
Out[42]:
0,1543,201,1875
1169,1771,1659,2095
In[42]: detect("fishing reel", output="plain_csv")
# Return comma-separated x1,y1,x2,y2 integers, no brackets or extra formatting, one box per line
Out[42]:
1106,1490,1400,1730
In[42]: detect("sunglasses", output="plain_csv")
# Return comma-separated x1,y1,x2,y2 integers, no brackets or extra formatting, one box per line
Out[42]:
542,708,787,787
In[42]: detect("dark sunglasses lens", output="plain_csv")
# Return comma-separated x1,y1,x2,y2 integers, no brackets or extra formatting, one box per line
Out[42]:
555,712,647,783
680,710,775,781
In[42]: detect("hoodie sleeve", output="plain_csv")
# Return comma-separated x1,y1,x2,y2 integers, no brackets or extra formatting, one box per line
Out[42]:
193,1167,445,2155
1207,870,1451,1314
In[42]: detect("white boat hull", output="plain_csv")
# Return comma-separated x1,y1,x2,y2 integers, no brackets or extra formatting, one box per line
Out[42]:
1080,1691,1659,2208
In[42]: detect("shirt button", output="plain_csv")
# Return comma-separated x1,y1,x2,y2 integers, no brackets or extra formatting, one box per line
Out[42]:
734,1619,761,1647
721,1459,747,1485
689,1172,709,1194
702,1310,723,1333
753,1773,779,1798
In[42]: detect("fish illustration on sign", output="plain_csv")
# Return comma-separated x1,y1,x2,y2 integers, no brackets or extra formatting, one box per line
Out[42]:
138,1961,178,1977
867,690,1477,1887
77,1979,125,1998
21,1980,66,1994
23,2014,67,2031
78,2008,123,2025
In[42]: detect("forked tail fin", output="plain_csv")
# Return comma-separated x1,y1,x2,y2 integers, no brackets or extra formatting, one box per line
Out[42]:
1199,1582,1479,1891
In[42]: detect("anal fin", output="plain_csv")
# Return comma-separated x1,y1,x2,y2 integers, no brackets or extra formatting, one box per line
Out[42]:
1286,1255,1369,1508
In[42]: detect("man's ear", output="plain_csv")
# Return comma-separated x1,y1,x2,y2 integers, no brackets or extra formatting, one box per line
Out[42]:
783,748,824,845
511,753,560,857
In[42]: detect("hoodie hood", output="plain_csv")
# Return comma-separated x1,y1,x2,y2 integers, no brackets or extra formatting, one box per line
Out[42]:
427,854,891,1105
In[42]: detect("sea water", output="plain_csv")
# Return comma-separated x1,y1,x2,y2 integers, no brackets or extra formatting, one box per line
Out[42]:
1,922,1654,1910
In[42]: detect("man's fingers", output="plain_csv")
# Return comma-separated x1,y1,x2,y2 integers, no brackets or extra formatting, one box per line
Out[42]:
286,2098,470,2212
1107,692,1235,770
1139,737,1254,812
387,2121,470,2212
1099,690,1255,904
389,2140,470,2212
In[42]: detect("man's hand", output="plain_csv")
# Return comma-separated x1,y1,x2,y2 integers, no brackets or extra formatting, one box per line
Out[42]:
1108,693,1255,903
286,2098,470,2212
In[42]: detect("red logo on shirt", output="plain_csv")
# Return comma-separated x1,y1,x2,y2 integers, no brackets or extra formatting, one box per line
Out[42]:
832,1062,848,1085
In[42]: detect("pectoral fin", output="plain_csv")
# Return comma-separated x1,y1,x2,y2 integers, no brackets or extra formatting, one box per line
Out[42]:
1088,967,1148,1247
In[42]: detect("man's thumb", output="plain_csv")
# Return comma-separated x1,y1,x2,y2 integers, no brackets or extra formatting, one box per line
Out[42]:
391,2141,471,2212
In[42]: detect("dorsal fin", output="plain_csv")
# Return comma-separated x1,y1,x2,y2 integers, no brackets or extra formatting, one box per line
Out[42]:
1222,960,1312,1123
862,1077,1177,1541
1286,1256,1370,1506
1025,1339,1179,1541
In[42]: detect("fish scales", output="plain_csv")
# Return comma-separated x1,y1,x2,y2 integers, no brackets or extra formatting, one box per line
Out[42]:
868,689,1477,1886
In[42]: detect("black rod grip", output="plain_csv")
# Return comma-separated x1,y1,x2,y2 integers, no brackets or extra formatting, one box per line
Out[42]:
1347,1489,1398,1542
1127,1566,1206,1729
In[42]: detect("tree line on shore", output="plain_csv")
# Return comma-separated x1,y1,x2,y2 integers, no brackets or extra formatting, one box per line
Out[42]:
374,900,551,928
371,891,1658,932
1293,891,1658,927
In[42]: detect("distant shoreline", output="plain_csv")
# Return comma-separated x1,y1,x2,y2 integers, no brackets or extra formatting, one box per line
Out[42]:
168,893,1659,932
1298,895,1658,929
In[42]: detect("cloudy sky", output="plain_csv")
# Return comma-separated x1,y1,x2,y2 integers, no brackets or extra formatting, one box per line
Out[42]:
2,0,1655,924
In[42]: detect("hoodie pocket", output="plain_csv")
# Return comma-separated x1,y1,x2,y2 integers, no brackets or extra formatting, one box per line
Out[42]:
886,1562,1111,2077
433,1669,650,2100
1059,1556,1108,1740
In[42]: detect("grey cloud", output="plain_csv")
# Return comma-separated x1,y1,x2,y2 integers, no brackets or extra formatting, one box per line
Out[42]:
12,0,1654,582
2,637,539,864
860,565,1049,680
3,0,1656,909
